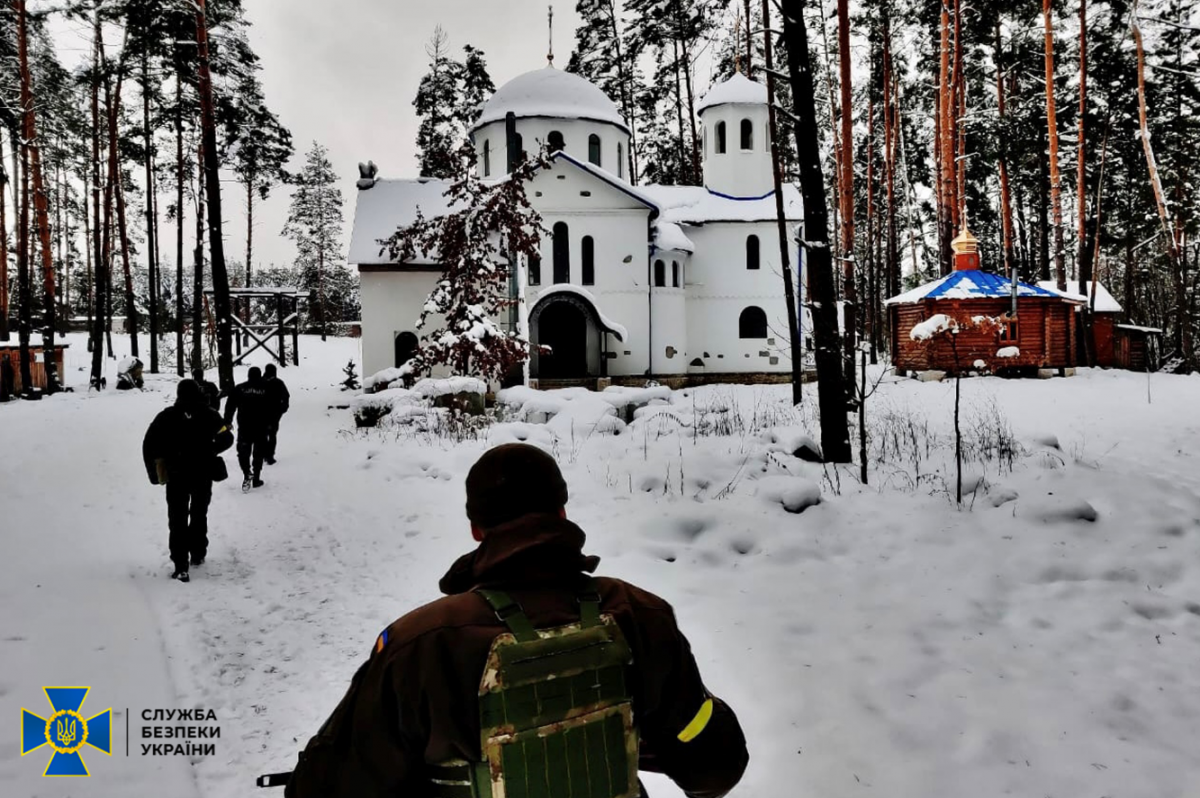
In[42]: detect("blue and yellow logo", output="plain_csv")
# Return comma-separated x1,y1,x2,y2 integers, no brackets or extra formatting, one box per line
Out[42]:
21,687,111,776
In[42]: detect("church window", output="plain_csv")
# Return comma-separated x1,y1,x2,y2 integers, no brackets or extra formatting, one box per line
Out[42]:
741,119,753,150
654,259,666,287
715,121,727,154
739,306,768,339
588,134,602,167
582,237,595,285
483,140,491,177
528,252,541,286
548,130,565,153
553,222,570,283
672,261,680,288
513,133,524,164
746,235,761,270
617,143,624,177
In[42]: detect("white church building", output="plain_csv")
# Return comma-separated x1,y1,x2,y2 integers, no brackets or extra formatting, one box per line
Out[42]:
349,66,805,386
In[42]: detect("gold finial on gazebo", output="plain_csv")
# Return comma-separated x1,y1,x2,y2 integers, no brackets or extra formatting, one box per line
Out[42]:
952,226,980,270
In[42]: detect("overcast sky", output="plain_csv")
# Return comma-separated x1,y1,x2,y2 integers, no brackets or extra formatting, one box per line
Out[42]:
237,0,584,273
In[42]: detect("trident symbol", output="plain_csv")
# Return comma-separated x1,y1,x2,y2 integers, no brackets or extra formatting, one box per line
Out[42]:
56,717,77,747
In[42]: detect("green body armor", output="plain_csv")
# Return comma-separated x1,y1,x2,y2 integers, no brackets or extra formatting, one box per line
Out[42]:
429,580,639,798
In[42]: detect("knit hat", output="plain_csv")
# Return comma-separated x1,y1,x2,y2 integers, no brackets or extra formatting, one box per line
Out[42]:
176,379,203,406
465,444,569,529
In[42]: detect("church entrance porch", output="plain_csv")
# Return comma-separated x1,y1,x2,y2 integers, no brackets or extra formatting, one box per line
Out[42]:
529,290,622,381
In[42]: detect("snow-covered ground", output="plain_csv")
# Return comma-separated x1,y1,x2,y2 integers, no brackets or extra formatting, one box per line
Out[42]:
3,334,1200,797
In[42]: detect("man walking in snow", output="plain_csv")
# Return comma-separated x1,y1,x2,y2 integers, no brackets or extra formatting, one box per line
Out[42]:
192,367,221,411
262,363,290,465
283,443,748,798
142,379,234,582
224,366,273,492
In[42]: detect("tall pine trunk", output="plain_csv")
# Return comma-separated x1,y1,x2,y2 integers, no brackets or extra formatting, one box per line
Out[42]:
192,143,204,371
89,8,106,388
1043,0,1067,291
883,7,899,303
1076,0,1093,365
938,6,954,274
0,149,9,342
784,0,851,463
836,0,855,400
105,55,138,359
195,0,235,390
762,0,804,404
17,0,61,392
996,21,1017,287
16,113,33,392
144,52,158,373
1131,1,1191,365
175,72,185,377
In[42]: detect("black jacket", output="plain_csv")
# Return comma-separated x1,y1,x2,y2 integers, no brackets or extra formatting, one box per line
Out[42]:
224,378,274,435
265,376,290,419
197,379,221,411
142,400,234,484
287,514,748,798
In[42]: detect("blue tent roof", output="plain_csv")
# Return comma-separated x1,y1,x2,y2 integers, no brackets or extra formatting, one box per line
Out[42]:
885,270,1064,305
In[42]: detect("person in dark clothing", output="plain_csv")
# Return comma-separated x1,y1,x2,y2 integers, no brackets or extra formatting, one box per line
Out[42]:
142,379,234,582
224,366,273,491
192,368,221,411
262,363,290,465
283,444,748,798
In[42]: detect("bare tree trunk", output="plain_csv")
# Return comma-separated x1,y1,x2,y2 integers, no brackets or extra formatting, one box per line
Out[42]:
783,0,851,462
0,147,9,342
1076,0,1093,365
866,80,877,364
602,0,638,182
1131,1,1190,365
883,7,899,302
195,0,235,390
144,52,158,373
996,21,1017,286
17,116,33,392
17,0,61,393
175,72,185,377
953,0,966,224
192,143,204,371
671,37,687,183
837,0,855,400
938,5,955,273
89,8,106,388
1043,0,1067,291
763,0,804,404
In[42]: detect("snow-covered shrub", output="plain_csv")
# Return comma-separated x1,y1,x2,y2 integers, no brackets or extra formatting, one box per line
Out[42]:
351,388,421,427
364,366,412,393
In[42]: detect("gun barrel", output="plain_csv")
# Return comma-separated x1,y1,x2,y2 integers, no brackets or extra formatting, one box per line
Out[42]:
256,771,292,788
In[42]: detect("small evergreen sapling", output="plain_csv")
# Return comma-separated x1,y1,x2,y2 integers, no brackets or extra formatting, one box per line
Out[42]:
381,140,549,384
341,359,360,391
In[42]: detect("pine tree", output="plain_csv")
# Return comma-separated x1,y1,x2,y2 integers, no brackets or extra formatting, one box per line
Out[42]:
414,27,460,180
282,141,346,341
453,45,495,132
381,141,548,382
567,0,639,178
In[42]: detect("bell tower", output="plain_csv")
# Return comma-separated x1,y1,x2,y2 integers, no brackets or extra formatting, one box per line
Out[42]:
697,73,773,199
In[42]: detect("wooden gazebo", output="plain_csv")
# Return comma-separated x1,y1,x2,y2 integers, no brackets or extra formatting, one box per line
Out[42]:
887,228,1079,375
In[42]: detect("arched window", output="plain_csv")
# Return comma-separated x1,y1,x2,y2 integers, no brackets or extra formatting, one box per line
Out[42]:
528,252,541,286
394,332,419,368
715,121,727,154
654,259,666,287
739,307,768,339
672,261,680,288
582,236,595,285
588,134,602,167
513,133,524,164
617,143,624,178
482,140,491,177
746,235,761,270
553,222,570,283
740,119,754,150
548,130,565,153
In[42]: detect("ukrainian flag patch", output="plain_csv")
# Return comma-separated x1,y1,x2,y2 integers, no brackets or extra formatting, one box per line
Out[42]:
375,629,389,654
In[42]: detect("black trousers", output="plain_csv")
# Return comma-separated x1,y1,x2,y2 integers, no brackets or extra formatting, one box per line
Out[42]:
264,418,281,462
238,434,267,478
166,477,212,570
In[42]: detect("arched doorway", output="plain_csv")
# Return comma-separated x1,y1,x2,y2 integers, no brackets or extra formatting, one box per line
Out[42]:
537,301,588,378
394,331,418,368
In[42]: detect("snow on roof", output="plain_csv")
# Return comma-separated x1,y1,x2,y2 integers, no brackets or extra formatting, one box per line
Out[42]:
549,152,661,212
639,184,803,224
1035,281,1122,313
475,66,629,132
1115,324,1163,334
697,73,769,114
654,221,695,253
348,178,456,265
533,284,628,341
885,270,1062,305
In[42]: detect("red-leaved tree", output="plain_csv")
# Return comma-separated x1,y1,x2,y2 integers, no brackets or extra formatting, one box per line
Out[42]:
381,141,549,383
